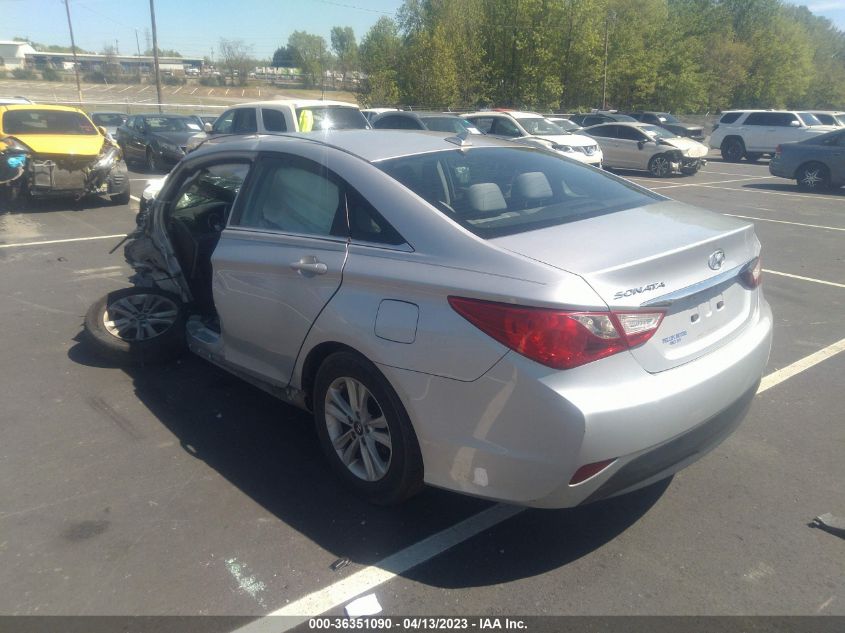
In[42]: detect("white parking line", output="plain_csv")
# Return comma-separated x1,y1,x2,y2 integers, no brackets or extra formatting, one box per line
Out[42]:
688,183,844,202
649,176,775,190
763,269,845,289
235,337,845,632
758,337,845,394
0,234,126,249
725,214,845,232
233,504,523,633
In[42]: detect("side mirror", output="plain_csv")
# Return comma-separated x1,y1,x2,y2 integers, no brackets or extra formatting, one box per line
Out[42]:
204,122,213,133
637,140,647,150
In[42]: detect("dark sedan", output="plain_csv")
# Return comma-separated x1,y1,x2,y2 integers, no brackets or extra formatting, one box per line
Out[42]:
626,112,705,141
769,128,845,190
569,111,637,127
371,111,480,134
116,114,204,172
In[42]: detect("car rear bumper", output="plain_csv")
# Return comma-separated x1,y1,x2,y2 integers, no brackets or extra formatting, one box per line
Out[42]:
768,157,793,178
381,295,772,508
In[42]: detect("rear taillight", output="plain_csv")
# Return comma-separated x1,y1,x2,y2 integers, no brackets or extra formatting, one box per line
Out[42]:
448,297,664,370
740,257,762,288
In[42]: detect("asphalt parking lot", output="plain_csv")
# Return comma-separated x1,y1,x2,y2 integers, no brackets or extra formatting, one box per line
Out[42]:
1,153,843,623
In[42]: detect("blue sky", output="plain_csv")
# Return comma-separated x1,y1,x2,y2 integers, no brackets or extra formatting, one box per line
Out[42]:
3,0,844,62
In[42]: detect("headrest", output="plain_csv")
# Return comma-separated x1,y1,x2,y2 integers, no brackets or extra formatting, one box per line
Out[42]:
467,183,507,213
514,171,553,201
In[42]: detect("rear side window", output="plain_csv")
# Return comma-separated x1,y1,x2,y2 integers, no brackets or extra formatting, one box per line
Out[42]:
467,117,493,133
262,109,287,132
490,117,522,137
587,125,616,138
376,147,660,239
347,188,405,245
719,112,742,124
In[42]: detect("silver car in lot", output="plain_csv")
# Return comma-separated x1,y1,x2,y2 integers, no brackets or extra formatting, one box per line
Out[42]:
85,130,772,508
769,127,845,190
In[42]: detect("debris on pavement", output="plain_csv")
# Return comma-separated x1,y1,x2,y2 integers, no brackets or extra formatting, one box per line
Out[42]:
812,513,845,539
330,557,351,571
345,593,382,617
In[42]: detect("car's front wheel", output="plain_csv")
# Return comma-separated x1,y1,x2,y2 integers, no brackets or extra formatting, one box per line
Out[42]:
313,351,424,505
796,162,831,190
648,154,672,177
145,148,162,173
83,287,186,365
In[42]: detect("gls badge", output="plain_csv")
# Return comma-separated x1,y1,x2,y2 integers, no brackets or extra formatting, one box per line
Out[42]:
613,282,666,300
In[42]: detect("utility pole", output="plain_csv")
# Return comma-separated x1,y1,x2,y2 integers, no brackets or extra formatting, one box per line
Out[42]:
63,0,83,105
148,0,163,112
601,10,616,111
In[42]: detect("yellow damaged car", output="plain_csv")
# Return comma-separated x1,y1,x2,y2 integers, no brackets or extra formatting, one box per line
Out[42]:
0,104,129,207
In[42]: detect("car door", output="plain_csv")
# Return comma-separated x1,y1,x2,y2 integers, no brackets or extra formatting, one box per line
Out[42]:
212,152,349,385
126,116,149,161
616,125,651,169
829,132,845,181
586,125,621,166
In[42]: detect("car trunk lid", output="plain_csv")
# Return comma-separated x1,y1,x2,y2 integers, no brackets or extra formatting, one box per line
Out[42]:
490,200,760,373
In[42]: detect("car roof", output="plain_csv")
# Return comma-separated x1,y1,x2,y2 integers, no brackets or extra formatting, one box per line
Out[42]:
192,129,521,163
239,99,359,109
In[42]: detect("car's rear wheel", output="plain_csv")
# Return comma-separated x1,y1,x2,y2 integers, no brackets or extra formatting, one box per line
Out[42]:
648,154,672,177
313,351,424,505
83,287,185,365
796,162,831,190
721,138,745,162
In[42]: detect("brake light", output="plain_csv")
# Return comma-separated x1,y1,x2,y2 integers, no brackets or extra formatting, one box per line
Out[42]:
740,257,762,288
448,297,664,370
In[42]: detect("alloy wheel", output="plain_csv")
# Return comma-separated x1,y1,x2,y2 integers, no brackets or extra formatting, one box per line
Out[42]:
324,376,393,482
103,293,179,341
650,156,671,177
799,166,826,189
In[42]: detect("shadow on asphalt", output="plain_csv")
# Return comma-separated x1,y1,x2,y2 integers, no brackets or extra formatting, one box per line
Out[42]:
1,195,126,214
741,182,845,196
67,338,669,589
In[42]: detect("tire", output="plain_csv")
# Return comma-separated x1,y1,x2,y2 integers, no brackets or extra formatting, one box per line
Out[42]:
648,154,672,177
745,152,763,163
145,148,161,173
796,162,831,190
313,351,424,505
110,187,131,205
721,138,745,162
83,287,186,365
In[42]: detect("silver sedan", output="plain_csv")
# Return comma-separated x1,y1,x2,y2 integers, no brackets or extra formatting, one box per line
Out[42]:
85,130,772,507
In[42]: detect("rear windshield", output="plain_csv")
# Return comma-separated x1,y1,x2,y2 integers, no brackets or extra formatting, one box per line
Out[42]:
422,116,477,134
3,109,97,135
295,106,369,131
376,147,659,239
91,113,126,126
144,116,202,132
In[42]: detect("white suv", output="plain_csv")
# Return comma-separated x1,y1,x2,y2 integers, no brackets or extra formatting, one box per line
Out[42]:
464,110,603,167
710,110,836,162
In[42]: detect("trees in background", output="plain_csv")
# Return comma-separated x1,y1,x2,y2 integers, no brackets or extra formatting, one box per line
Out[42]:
219,39,254,86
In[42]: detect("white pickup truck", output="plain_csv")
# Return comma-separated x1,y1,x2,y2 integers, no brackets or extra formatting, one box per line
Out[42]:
185,99,369,152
